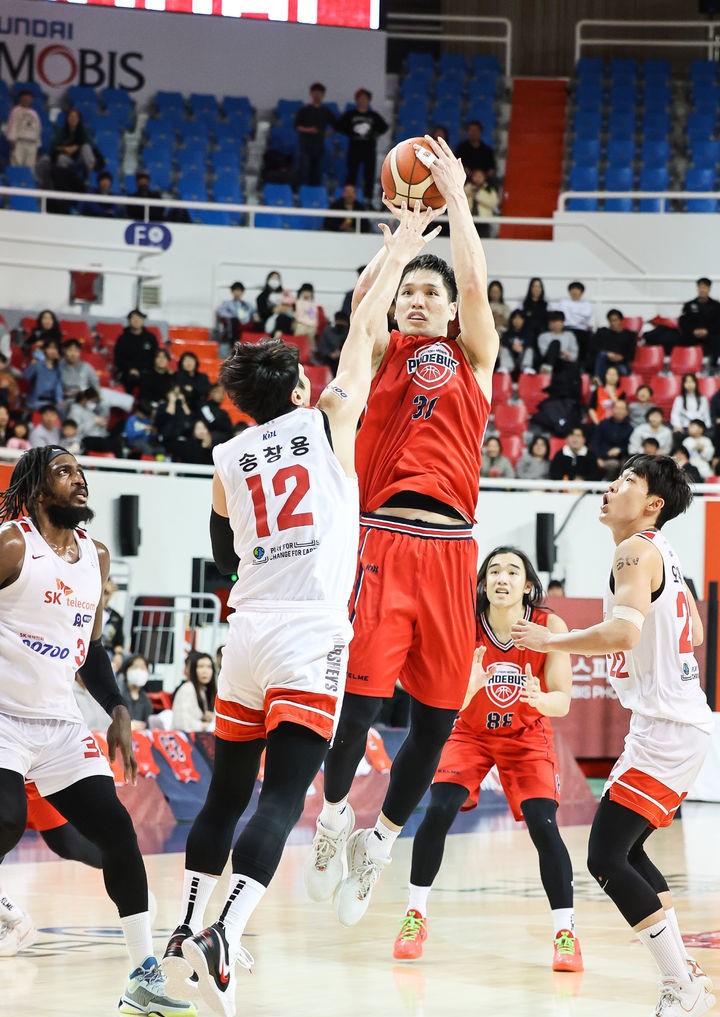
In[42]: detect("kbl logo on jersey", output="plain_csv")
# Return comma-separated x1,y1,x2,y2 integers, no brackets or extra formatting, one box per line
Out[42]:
485,662,525,709
406,342,458,392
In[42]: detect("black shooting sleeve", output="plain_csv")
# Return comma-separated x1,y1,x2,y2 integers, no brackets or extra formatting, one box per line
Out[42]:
78,639,126,716
210,508,239,575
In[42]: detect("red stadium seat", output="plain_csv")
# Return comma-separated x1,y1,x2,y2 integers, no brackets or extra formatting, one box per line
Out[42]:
168,326,210,343
649,375,680,415
669,345,703,376
502,433,524,465
549,436,565,458
277,332,312,365
60,319,93,344
492,371,513,404
517,374,550,415
619,373,640,400
171,339,218,358
632,344,665,383
580,373,591,405
622,316,644,335
304,364,332,402
493,402,528,437
95,322,123,353
699,375,720,399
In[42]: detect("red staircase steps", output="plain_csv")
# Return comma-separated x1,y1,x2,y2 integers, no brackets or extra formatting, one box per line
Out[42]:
500,79,568,240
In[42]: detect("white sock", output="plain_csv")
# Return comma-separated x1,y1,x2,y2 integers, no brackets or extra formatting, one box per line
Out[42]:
366,817,400,861
0,890,27,926
119,911,154,969
552,908,575,937
664,908,689,963
407,883,431,917
637,920,692,985
218,874,266,955
179,870,218,933
318,797,350,833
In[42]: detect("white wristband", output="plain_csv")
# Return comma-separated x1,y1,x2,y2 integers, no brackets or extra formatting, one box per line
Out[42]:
612,605,645,631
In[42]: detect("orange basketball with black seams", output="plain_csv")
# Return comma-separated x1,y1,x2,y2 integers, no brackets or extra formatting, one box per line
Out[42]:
381,137,445,210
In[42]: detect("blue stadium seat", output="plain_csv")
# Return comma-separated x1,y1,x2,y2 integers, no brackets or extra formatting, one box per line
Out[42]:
101,87,134,112
213,175,243,203
684,167,717,212
464,106,496,135
257,182,295,229
638,165,669,212
609,58,637,82
6,165,40,211
176,172,208,202
608,83,637,111
604,196,634,212
640,138,670,167
155,91,185,118
399,74,434,102
223,95,253,118
573,111,603,139
572,137,601,166
694,90,720,118
94,129,122,161
145,118,177,144
296,184,328,230
605,138,636,166
575,80,603,108
568,165,599,208
606,112,636,139
691,138,720,168
268,124,297,156
406,51,435,74
576,57,604,80
188,93,219,119
690,60,718,87
687,111,717,141
466,72,499,99
210,150,242,176
641,59,671,84
642,86,670,112
641,112,670,139
605,165,634,191
439,53,467,74
175,149,207,175
141,162,174,192
471,54,502,76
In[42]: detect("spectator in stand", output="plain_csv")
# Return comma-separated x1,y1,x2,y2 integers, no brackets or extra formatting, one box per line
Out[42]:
118,655,153,731
198,382,233,445
82,170,123,219
682,419,715,479
139,348,174,405
629,405,673,455
126,170,164,222
29,403,61,448
628,383,654,428
641,436,660,456
455,120,496,182
60,338,99,402
537,311,578,374
7,420,31,451
592,308,637,379
4,89,42,171
316,311,349,374
44,108,96,193
294,82,336,188
487,280,510,332
679,277,720,368
591,397,632,479
498,309,536,376
464,167,499,236
429,125,450,144
59,417,82,456
175,419,215,465
587,365,628,425
172,652,217,733
672,445,703,484
335,87,388,204
0,353,20,409
123,400,158,457
293,283,323,347
552,281,594,371
155,384,194,456
113,309,160,392
670,372,711,434
549,425,601,481
515,434,551,480
67,386,121,457
23,339,64,410
175,351,210,411
522,277,549,340
340,266,364,321
100,578,125,656
27,309,62,352
546,579,565,599
324,183,367,233
480,436,515,480
0,405,10,446
216,282,254,349
256,271,295,334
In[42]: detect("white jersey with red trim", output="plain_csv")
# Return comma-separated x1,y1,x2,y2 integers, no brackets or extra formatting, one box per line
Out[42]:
213,407,359,610
0,518,101,722
603,528,713,732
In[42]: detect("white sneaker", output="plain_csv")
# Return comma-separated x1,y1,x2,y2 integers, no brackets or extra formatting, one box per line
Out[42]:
305,804,355,902
654,978,716,1016
335,829,391,927
688,957,714,993
0,915,37,957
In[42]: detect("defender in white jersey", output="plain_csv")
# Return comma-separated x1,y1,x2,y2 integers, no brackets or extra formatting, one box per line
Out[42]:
0,446,194,1017
512,454,715,1017
162,202,444,1017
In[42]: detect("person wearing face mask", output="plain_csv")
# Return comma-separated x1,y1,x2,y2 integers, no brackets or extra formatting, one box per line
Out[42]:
255,272,294,334
119,655,153,730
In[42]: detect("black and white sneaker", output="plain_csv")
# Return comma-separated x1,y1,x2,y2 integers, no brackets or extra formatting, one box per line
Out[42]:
161,924,196,998
181,922,253,1017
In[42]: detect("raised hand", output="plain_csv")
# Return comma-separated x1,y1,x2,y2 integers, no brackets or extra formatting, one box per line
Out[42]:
377,199,443,259
461,644,488,710
511,619,552,652
518,664,543,710
420,134,467,202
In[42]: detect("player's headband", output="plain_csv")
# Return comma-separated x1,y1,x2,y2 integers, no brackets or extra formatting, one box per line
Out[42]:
47,446,71,461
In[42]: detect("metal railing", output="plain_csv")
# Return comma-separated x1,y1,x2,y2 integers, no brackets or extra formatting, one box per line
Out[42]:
575,19,720,63
127,591,221,671
385,12,512,77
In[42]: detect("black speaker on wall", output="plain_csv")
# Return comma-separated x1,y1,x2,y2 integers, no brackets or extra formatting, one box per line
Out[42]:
536,512,555,572
117,494,141,557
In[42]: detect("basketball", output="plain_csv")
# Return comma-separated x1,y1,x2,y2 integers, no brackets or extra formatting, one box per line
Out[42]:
381,137,445,210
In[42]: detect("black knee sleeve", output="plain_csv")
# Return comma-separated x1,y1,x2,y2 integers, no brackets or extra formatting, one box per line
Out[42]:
521,798,574,910
0,770,27,860
323,693,383,803
410,782,468,887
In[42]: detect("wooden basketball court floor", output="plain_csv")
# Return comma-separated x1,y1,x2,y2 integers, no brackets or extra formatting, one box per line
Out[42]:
4,801,720,1017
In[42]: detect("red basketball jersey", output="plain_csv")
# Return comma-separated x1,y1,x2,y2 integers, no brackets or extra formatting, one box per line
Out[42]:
459,606,553,738
355,331,490,521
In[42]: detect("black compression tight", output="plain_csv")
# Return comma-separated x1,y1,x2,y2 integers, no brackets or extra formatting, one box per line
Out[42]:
0,769,27,861
46,776,147,918
186,724,328,887
41,823,103,868
521,798,574,910
409,782,468,887
322,693,383,803
587,795,667,927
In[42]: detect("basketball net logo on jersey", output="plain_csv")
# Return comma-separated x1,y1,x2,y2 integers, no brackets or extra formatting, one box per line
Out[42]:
406,341,458,391
485,661,526,709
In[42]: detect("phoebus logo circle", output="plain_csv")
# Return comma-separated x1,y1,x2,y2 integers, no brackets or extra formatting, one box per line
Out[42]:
485,661,525,709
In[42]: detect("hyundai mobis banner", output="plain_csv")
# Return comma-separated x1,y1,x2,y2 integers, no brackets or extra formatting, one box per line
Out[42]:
0,0,386,106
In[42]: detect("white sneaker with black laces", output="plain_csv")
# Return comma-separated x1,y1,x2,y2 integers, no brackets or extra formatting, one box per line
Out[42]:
118,955,196,1016
305,804,355,903
653,977,716,1017
181,921,253,1017
0,914,37,957
335,828,391,927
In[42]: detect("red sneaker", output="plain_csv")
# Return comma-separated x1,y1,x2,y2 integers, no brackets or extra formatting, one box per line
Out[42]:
552,930,583,972
393,910,428,960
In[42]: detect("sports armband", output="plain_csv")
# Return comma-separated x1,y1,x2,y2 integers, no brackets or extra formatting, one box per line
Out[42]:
611,605,645,631
78,639,126,716
210,508,239,576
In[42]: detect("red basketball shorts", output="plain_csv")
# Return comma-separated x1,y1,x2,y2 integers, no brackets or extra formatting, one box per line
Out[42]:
433,720,560,821
25,780,66,832
346,514,478,710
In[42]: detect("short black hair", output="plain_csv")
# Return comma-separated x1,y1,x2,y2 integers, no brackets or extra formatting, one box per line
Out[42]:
607,308,623,319
623,453,693,528
399,254,457,303
688,418,706,430
62,337,83,350
637,384,653,396
476,545,545,617
645,405,663,421
697,277,712,287
642,437,660,450
548,310,565,323
220,338,301,425
568,281,585,293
